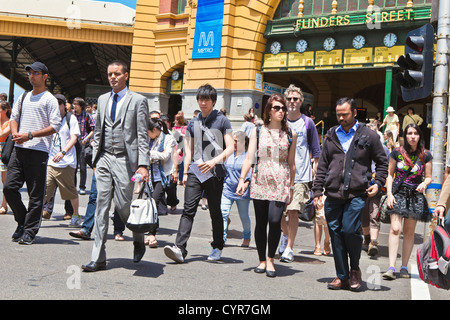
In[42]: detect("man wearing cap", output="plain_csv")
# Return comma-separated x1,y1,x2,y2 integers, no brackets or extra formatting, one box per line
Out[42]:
3,61,61,245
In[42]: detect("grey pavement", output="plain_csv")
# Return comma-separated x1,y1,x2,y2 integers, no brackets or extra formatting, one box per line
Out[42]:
0,167,449,302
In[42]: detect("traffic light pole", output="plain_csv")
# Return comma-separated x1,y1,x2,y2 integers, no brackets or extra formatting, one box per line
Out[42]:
427,0,450,230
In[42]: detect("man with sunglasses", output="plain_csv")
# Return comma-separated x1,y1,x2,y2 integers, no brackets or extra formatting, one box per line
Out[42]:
279,84,320,263
4,61,61,245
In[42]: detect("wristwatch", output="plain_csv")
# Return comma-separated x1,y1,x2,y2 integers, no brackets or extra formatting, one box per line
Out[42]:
28,132,33,140
61,150,66,156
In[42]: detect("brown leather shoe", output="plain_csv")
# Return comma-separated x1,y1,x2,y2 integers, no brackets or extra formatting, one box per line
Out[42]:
327,277,350,290
349,269,362,291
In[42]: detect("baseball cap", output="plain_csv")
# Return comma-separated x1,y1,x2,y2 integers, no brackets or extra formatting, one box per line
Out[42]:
25,61,49,75
54,94,67,105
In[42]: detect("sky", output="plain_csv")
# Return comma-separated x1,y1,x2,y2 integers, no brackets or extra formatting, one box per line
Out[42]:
0,0,137,104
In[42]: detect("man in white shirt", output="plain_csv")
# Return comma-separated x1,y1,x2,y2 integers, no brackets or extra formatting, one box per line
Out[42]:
43,94,81,227
4,61,61,245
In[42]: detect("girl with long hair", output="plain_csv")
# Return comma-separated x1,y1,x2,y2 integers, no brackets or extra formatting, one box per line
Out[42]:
236,93,297,277
382,123,432,280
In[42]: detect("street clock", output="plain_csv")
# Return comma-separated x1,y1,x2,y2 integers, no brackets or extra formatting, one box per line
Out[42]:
323,37,336,51
270,41,281,55
296,39,308,53
384,33,398,48
352,35,366,50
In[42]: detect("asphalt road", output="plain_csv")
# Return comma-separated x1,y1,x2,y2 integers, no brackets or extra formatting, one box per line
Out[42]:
0,167,449,305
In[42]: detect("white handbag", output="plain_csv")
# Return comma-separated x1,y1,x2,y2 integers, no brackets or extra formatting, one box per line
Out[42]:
126,182,158,233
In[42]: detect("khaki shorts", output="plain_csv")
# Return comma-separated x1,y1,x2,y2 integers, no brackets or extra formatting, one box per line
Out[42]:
45,166,78,202
284,182,310,214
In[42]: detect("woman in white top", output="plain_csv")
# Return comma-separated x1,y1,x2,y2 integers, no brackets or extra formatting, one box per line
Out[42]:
380,106,399,142
145,118,176,248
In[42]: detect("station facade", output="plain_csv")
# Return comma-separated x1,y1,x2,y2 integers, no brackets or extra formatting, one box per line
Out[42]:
131,0,434,127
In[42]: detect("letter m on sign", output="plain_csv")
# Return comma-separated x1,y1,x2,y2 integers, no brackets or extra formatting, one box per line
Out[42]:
192,0,224,59
199,31,214,47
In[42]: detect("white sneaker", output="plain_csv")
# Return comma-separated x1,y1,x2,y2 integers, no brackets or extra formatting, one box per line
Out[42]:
280,247,294,263
69,215,82,228
278,235,288,254
164,245,184,263
207,248,222,261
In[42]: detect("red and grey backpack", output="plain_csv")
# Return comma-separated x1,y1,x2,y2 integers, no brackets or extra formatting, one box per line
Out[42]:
417,223,450,290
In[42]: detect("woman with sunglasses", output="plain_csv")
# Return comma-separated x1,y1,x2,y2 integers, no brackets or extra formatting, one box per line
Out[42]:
237,94,297,277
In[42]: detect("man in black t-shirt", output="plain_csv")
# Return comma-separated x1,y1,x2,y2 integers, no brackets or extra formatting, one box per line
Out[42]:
164,84,234,263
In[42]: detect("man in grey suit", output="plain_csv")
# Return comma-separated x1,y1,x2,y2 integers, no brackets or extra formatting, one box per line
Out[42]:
82,60,150,272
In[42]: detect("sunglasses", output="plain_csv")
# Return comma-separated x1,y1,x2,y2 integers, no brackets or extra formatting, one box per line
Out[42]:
271,105,287,112
287,97,299,101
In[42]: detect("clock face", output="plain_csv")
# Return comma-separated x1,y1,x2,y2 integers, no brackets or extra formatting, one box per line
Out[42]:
172,70,179,81
296,39,308,53
323,37,336,51
270,41,281,55
352,35,366,50
384,33,397,48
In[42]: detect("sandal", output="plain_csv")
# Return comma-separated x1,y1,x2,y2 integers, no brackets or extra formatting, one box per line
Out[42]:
145,235,158,248
0,206,7,215
115,233,125,241
313,246,322,256
323,242,331,256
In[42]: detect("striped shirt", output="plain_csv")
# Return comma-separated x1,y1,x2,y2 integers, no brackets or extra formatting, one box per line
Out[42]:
11,91,61,153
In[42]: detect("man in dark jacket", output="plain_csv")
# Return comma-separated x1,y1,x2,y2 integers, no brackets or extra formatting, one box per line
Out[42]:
312,97,388,291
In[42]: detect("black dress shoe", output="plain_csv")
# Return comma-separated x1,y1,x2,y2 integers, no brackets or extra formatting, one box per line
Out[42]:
82,261,107,272
12,225,24,242
133,241,146,263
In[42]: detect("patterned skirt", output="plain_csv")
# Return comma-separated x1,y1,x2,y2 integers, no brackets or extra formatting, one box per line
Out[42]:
386,185,431,222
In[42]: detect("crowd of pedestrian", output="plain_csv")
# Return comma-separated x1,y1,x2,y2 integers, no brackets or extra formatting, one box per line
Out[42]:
0,60,446,291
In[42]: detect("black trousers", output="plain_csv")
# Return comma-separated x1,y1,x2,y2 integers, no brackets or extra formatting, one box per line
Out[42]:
4,147,48,239
253,199,286,261
175,173,224,257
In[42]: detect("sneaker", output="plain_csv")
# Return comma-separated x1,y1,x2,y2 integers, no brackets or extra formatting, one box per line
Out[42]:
18,233,34,245
69,215,82,228
207,248,222,261
382,267,396,280
368,240,379,257
280,247,294,263
79,188,86,195
164,245,184,263
278,234,288,255
400,266,410,278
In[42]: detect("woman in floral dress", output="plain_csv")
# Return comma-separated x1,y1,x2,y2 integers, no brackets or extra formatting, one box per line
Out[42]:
237,94,296,277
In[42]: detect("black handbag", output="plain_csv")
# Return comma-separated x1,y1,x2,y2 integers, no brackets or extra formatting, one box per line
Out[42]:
2,91,28,166
299,191,315,222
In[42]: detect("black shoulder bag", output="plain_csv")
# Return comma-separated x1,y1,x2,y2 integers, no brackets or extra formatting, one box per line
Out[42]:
2,91,28,166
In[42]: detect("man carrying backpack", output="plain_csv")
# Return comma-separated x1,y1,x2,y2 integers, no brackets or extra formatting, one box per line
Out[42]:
279,84,321,262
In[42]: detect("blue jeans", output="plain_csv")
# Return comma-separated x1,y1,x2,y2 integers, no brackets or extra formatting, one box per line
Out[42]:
81,174,124,237
325,196,366,280
220,195,251,242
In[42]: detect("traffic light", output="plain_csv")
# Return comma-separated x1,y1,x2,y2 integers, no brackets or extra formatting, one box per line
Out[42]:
395,24,434,102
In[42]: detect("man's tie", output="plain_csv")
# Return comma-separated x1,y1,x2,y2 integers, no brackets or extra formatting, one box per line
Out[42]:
111,93,118,122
